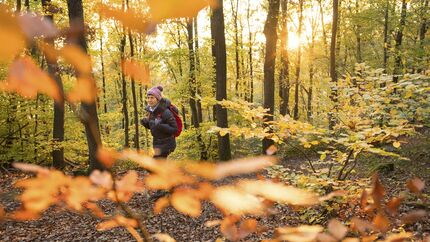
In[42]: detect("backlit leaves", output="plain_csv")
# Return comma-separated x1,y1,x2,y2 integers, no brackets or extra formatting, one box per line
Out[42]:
171,189,201,217
406,177,425,194
0,5,25,63
96,215,138,230
210,186,265,215
122,59,150,84
1,56,61,102
147,0,217,21
275,225,323,242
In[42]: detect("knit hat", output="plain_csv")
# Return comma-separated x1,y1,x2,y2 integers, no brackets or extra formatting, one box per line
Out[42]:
147,85,163,100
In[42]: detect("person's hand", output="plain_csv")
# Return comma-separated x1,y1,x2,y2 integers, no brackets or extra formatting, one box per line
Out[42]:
154,118,162,126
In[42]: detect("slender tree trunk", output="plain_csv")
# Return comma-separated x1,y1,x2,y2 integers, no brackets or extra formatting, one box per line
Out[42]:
262,0,280,152
393,0,407,83
187,19,207,160
318,0,329,58
194,17,203,123
418,0,429,73
355,0,362,63
329,0,339,130
120,34,129,148
383,0,389,74
279,0,290,116
211,0,231,161
99,17,108,114
67,0,104,172
42,0,65,169
128,31,139,150
293,0,303,121
247,0,254,103
24,0,29,11
16,0,21,12
231,0,240,97
308,23,316,123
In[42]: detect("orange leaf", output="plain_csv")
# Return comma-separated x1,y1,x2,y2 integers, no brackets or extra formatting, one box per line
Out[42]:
126,227,144,242
372,213,390,232
96,147,120,168
327,219,347,240
84,202,105,218
265,145,277,155
316,233,337,242
171,189,201,217
67,77,97,103
153,233,176,242
112,171,143,202
1,56,61,101
215,156,276,180
275,225,323,242
89,170,113,189
371,174,385,209
60,45,92,75
400,210,427,224
220,215,240,241
238,180,319,206
210,186,264,215
11,210,40,221
350,217,375,234
205,220,222,227
122,59,150,84
96,215,138,231
147,0,217,21
154,196,170,214
13,162,50,175
386,196,404,215
38,41,59,63
238,219,258,240
384,232,412,242
406,178,425,194
97,3,155,34
0,6,25,63
360,189,368,210
0,206,4,220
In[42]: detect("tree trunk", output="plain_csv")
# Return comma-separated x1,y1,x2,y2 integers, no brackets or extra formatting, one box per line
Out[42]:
16,0,21,12
231,0,240,97
318,0,329,59
211,1,231,161
99,17,108,114
393,0,407,83
418,0,429,73
193,17,203,123
383,0,389,74
187,19,207,160
42,0,65,169
329,0,339,130
67,0,104,172
119,34,129,148
355,0,362,63
293,0,303,121
247,0,254,103
279,0,290,116
128,31,139,150
262,0,280,153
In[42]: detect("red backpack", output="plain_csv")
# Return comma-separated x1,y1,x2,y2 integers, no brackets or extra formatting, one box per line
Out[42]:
167,104,183,137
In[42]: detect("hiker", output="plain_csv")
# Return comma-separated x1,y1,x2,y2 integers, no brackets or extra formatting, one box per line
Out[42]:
141,85,178,159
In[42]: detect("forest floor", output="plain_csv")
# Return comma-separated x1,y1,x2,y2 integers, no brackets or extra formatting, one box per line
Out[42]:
0,134,429,242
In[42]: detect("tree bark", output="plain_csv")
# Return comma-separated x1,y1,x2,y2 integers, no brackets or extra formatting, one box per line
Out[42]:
293,0,303,121
42,0,65,169
67,0,104,172
393,0,407,83
193,17,203,123
119,34,129,148
231,0,240,97
211,1,231,161
383,0,389,74
279,0,290,116
247,0,254,103
262,0,280,153
329,0,339,130
128,31,139,150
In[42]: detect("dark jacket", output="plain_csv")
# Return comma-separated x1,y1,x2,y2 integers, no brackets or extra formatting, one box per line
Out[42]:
141,98,178,156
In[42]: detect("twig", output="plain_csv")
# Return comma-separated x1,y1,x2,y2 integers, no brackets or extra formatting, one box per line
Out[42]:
341,150,362,180
285,141,317,173
337,149,354,180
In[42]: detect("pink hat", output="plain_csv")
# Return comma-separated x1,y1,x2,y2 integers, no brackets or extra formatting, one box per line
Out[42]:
147,85,163,100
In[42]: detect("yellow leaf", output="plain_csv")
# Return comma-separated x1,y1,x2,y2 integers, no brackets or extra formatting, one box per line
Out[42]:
60,45,92,75
210,186,264,215
154,196,170,214
153,233,176,242
148,0,217,21
327,219,347,240
1,56,61,102
97,3,154,34
275,225,323,242
393,141,401,148
214,156,276,180
171,189,201,217
238,180,319,206
0,6,25,63
97,215,138,231
67,77,97,103
122,59,150,84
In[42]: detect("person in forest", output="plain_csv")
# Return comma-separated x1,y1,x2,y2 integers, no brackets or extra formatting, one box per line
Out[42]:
141,85,178,159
